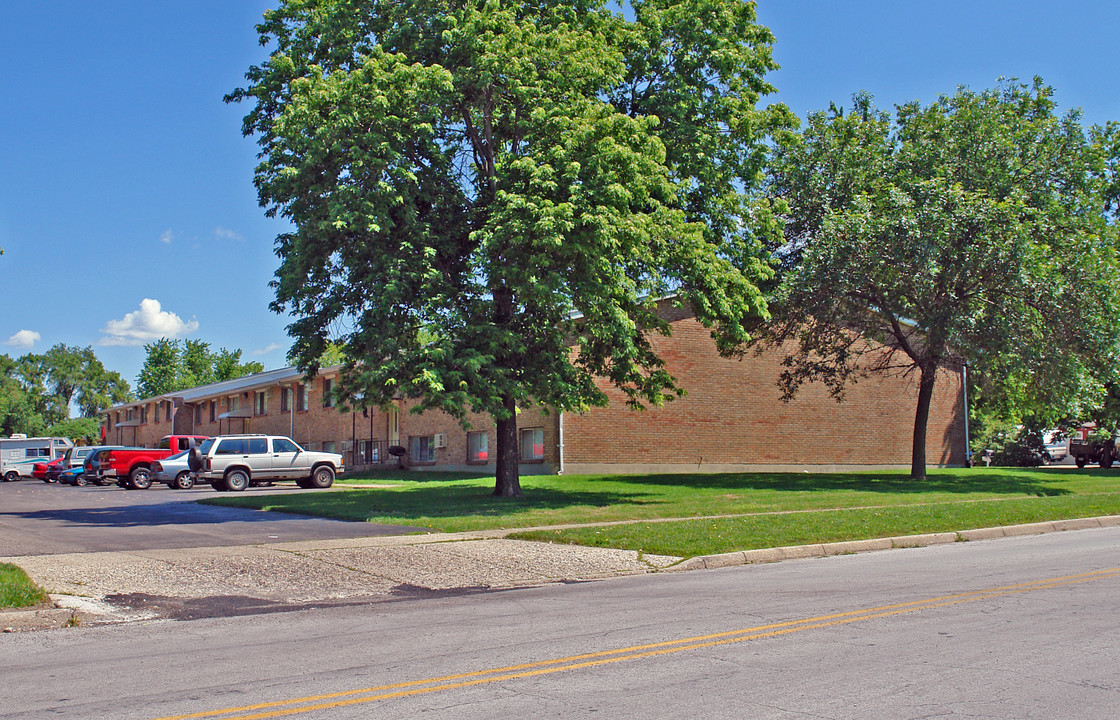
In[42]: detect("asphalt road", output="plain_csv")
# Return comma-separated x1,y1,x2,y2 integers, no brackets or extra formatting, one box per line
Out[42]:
0,479,424,555
2,526,1117,719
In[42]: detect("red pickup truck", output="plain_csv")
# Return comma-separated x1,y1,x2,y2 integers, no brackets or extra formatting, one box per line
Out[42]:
99,435,210,490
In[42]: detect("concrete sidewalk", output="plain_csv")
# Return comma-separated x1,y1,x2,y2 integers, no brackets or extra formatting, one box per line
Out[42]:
5,515,1120,632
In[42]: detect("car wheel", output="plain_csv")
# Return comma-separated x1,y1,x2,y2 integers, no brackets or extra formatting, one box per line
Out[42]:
174,472,195,490
129,466,153,490
309,465,335,489
3,470,19,482
223,469,249,492
75,475,88,487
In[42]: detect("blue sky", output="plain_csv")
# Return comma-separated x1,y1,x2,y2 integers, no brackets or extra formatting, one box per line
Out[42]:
2,1,1118,393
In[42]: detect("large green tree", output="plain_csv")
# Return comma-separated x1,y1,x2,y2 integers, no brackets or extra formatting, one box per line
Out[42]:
763,79,1120,479
231,0,790,496
1,347,131,434
136,339,264,398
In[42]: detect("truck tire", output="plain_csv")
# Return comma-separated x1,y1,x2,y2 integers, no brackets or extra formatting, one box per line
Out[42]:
3,470,19,482
1076,456,1087,468
308,465,335,489
1101,453,1114,469
223,469,249,492
129,466,153,490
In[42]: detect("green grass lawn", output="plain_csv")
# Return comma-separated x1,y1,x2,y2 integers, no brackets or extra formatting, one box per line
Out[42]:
204,467,1120,558
0,563,50,609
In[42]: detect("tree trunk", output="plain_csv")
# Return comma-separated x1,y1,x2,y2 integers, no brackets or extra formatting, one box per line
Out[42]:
493,393,522,497
911,365,937,480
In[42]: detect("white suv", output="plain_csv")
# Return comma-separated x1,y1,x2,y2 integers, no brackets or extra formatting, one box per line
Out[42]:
189,435,344,492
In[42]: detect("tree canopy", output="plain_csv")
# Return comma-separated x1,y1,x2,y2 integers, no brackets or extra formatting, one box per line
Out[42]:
231,0,791,495
136,339,265,399
762,79,1120,478
0,345,131,437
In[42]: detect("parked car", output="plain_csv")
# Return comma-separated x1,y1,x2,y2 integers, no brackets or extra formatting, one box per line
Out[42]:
80,446,133,485
44,446,96,483
33,457,65,481
152,450,195,490
58,466,86,485
189,434,343,492
1042,430,1068,463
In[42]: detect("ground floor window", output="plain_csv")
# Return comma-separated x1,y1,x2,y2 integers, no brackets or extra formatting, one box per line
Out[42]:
519,427,544,461
362,440,379,463
410,435,434,464
468,432,488,463
322,440,336,454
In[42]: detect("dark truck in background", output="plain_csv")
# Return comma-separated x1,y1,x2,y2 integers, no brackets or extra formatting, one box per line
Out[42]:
1069,436,1118,468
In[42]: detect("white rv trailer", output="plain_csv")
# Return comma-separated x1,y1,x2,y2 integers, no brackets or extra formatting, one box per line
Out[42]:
0,434,74,481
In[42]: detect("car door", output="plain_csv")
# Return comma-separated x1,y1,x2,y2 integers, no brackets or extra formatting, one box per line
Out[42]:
247,437,271,479
270,437,306,479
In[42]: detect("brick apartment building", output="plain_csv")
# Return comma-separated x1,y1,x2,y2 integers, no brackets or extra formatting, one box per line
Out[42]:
101,303,967,474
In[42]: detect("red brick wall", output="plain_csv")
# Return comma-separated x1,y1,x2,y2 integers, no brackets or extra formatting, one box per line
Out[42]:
562,308,966,470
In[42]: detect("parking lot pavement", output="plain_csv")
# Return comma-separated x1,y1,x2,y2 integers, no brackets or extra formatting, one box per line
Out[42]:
0,479,426,556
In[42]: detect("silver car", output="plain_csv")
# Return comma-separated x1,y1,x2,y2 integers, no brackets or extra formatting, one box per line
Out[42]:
152,450,196,490
190,434,343,492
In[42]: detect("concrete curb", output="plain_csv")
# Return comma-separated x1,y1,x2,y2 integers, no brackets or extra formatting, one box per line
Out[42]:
0,606,77,633
669,515,1120,572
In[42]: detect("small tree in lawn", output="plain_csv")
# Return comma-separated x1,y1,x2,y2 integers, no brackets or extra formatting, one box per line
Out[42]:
763,79,1120,479
229,0,792,496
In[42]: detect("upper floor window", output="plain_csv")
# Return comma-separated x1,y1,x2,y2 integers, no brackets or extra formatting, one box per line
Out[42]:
323,378,334,408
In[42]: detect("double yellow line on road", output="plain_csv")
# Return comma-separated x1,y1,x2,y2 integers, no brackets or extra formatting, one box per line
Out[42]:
154,567,1120,720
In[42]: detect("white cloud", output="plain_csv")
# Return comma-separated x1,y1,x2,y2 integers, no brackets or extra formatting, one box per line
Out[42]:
253,343,283,356
7,330,41,349
160,229,174,244
215,226,243,242
99,299,199,346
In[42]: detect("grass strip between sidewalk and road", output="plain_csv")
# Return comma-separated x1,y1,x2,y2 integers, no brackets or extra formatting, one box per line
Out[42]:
0,562,50,609
202,467,1120,558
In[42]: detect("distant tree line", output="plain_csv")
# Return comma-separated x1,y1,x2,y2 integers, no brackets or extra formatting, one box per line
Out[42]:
0,340,265,444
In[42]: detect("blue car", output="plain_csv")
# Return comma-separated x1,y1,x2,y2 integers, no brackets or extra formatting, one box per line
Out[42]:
58,466,86,486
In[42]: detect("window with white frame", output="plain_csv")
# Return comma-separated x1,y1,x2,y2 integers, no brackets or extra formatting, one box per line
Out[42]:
409,435,434,463
468,432,489,463
519,427,544,461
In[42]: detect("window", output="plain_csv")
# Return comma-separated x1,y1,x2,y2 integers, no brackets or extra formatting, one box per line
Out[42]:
520,428,544,461
165,401,173,422
468,432,489,463
409,435,434,464
209,401,216,423
273,438,300,454
323,378,334,408
248,438,268,454
215,438,247,455
140,406,148,424
280,387,291,413
229,396,239,412
296,384,308,412
195,405,202,425
323,440,336,454
255,390,267,416
362,441,379,463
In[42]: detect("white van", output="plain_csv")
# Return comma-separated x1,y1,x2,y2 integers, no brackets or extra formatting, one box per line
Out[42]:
0,435,74,481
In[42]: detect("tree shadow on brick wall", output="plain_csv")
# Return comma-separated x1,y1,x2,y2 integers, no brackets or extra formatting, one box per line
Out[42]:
598,468,1074,496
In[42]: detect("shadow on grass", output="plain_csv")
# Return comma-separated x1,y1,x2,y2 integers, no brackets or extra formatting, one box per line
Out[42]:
210,484,660,522
582,467,1075,497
